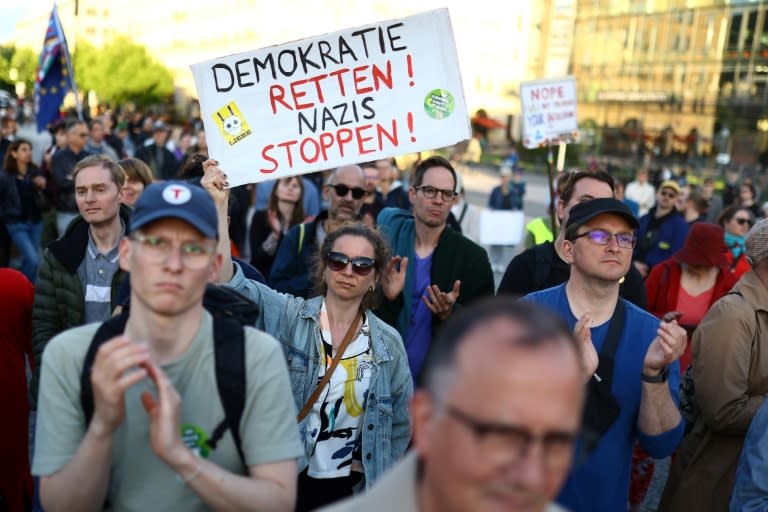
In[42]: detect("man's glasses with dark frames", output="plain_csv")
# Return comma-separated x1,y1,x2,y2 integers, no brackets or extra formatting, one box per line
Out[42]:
414,185,457,201
329,184,367,200
446,405,577,469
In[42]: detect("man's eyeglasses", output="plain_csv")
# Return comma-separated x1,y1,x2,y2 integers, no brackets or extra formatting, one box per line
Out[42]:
325,251,376,276
734,217,752,226
415,185,456,201
446,405,577,469
660,191,677,199
129,233,215,269
571,229,637,249
329,184,366,200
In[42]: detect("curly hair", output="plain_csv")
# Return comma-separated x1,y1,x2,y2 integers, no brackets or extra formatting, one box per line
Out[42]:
312,222,391,310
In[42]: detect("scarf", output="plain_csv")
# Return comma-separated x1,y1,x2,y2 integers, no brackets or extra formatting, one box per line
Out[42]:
725,232,745,258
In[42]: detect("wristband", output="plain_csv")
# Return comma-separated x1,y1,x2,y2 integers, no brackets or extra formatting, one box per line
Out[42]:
642,366,669,384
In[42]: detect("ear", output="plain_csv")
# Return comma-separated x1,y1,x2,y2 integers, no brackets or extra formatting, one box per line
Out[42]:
557,199,567,224
408,186,417,204
322,184,330,202
118,237,132,272
562,238,576,264
208,253,224,283
410,390,436,458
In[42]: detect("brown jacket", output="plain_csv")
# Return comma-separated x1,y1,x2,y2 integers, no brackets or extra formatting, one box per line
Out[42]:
660,270,768,511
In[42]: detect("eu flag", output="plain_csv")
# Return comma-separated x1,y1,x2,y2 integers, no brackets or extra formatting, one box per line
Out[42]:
34,5,78,132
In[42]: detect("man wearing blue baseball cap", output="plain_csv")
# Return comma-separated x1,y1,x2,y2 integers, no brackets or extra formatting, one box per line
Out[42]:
523,198,687,512
33,181,302,511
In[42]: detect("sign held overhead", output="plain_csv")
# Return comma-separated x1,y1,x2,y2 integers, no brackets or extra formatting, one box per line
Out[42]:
191,9,470,187
520,76,578,149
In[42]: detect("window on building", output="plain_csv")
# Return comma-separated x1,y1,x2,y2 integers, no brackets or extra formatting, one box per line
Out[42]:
727,12,743,51
744,10,758,50
86,7,97,16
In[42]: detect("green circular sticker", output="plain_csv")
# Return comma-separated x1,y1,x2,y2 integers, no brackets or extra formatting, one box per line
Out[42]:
181,424,210,458
424,89,455,120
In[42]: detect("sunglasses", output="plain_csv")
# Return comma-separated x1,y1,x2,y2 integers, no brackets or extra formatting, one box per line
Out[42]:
571,228,637,249
734,217,752,226
329,184,366,199
660,191,677,199
325,251,376,276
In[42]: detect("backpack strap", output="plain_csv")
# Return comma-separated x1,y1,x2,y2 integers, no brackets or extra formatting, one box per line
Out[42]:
206,313,247,468
532,243,554,290
81,313,130,427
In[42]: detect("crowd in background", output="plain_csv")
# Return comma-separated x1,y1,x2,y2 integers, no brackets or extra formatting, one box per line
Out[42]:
5,102,768,512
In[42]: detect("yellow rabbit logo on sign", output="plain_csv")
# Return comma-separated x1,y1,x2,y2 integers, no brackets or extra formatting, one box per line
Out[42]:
212,101,253,146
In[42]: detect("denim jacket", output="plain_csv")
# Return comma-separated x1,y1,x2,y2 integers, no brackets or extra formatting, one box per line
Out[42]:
225,263,413,488
730,399,768,512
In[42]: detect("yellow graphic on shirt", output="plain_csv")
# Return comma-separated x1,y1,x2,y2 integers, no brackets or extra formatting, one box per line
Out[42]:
341,358,365,417
211,101,253,146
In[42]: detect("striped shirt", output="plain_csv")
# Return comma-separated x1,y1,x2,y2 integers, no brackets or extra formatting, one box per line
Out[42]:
77,225,123,324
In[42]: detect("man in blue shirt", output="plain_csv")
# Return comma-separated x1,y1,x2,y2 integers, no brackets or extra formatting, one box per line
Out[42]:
377,156,494,383
524,198,686,512
731,399,768,511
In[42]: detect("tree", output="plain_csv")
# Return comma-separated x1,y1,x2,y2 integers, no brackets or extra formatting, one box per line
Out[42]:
74,36,174,107
10,47,38,94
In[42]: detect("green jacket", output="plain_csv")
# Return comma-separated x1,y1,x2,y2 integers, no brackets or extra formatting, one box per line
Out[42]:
30,205,131,408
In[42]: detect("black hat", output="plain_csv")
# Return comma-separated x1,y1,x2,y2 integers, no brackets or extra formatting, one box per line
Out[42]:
566,198,640,230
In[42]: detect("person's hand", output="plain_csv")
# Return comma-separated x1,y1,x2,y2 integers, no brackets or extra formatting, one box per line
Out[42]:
643,318,687,376
574,312,599,381
200,158,229,208
32,176,46,189
422,280,461,321
140,359,187,466
382,255,408,301
267,209,281,235
89,336,151,438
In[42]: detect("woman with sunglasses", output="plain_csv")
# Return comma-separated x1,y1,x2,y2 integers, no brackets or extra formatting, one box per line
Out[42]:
203,163,412,510
717,206,753,279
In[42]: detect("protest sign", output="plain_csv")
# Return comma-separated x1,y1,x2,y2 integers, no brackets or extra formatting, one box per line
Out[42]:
520,77,578,149
479,210,524,246
191,9,470,187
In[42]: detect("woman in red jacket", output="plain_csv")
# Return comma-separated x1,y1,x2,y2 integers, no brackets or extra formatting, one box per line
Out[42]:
718,206,753,279
630,222,738,510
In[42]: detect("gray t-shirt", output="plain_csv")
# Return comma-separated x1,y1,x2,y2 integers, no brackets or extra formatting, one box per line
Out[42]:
33,310,303,511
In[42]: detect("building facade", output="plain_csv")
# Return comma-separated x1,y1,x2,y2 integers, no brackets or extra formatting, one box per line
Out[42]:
571,0,768,163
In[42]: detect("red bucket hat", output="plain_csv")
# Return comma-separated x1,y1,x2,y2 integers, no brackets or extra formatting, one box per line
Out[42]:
674,222,728,267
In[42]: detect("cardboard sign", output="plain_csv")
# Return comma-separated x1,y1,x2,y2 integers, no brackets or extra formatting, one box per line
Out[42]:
520,77,578,149
479,210,525,246
191,9,470,187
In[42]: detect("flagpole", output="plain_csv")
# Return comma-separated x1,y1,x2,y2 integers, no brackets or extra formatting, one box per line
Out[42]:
52,3,83,121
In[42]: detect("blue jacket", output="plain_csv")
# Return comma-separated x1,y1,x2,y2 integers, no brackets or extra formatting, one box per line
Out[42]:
730,391,768,511
635,208,689,268
488,182,524,210
224,263,413,488
268,211,327,298
524,284,684,512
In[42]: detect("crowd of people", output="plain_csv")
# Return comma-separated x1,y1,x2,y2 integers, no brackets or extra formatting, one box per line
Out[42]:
3,108,768,512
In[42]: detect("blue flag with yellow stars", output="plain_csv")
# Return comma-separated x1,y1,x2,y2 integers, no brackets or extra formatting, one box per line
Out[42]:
34,5,78,132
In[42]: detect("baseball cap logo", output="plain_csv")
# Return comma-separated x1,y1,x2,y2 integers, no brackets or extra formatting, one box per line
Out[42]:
162,184,192,205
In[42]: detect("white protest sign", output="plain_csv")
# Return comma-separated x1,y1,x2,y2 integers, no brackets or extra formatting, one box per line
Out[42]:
520,77,578,149
479,210,525,246
190,9,471,187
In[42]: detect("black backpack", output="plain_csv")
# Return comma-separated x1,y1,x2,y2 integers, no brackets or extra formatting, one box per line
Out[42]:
79,285,260,466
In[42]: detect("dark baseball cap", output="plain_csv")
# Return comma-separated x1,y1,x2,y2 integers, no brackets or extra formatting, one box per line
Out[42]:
566,198,640,230
130,181,218,239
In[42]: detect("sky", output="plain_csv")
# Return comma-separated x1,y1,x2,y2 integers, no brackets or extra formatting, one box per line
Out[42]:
0,0,50,44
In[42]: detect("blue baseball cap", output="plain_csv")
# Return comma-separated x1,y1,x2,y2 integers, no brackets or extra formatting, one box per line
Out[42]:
130,181,218,239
